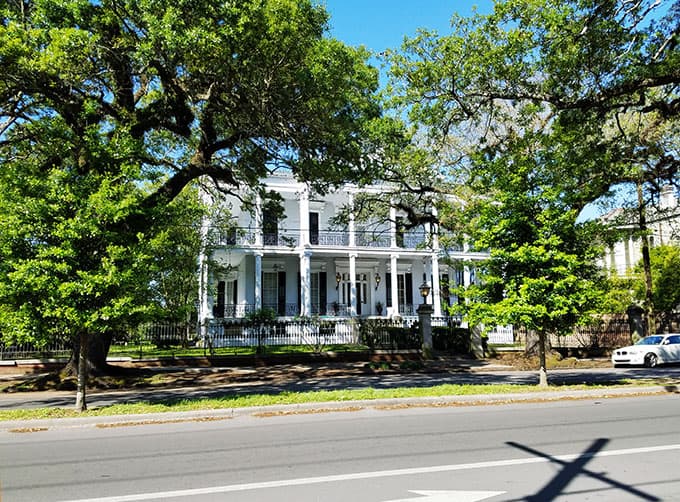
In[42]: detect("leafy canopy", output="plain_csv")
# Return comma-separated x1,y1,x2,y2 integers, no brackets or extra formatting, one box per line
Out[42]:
0,0,394,345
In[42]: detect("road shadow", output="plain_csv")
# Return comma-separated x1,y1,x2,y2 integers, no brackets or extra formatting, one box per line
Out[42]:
506,438,660,501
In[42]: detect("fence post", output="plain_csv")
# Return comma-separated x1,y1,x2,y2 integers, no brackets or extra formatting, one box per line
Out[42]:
626,305,645,342
417,303,434,358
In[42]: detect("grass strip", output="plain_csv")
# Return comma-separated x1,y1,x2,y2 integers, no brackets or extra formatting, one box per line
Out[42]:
0,382,642,422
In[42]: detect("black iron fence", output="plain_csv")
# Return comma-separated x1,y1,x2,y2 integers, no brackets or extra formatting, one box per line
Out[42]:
0,339,73,361
0,313,644,360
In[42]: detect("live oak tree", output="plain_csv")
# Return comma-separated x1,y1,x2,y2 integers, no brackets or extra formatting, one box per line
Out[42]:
0,0,391,410
383,0,678,383
385,0,679,221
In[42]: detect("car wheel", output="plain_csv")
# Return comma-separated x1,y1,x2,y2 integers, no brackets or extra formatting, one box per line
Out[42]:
644,353,659,368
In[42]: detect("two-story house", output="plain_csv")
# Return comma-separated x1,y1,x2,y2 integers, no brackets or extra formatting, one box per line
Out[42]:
197,173,488,325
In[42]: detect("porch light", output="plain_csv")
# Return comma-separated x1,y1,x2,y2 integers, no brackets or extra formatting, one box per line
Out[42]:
374,272,381,290
419,281,431,303
335,272,341,289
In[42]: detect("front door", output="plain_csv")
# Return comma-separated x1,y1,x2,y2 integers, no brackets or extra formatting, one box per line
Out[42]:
356,273,368,316
340,272,369,316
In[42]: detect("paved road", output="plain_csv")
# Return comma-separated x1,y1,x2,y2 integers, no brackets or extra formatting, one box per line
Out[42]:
2,364,680,411
2,393,680,501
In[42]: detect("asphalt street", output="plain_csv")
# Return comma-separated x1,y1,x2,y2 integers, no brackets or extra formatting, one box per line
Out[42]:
2,392,680,501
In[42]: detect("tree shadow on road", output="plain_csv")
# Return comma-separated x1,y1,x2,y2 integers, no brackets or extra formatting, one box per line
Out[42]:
506,438,660,501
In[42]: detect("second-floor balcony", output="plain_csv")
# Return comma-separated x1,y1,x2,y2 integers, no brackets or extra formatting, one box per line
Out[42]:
214,228,433,250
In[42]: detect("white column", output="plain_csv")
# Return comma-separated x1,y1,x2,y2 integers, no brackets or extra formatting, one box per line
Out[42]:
629,235,638,270
349,252,357,316
300,249,312,317
254,192,263,247
463,243,472,289
254,252,263,310
430,206,441,316
431,254,441,317
197,215,212,340
299,186,310,247
348,192,356,247
390,253,399,317
608,245,616,273
390,202,397,248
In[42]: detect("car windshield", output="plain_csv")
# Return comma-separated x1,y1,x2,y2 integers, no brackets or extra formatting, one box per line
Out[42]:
635,336,664,345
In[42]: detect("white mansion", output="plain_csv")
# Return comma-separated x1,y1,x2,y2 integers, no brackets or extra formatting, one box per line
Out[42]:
197,174,488,324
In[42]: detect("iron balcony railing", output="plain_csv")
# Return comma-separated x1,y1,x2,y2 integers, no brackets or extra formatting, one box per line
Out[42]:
212,303,421,318
212,228,429,250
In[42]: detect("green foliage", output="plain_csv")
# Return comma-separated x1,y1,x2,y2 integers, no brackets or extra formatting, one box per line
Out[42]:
633,244,680,314
599,275,637,314
1,0,391,202
0,132,154,345
0,0,392,357
383,0,678,349
387,0,679,232
245,308,278,324
144,187,229,325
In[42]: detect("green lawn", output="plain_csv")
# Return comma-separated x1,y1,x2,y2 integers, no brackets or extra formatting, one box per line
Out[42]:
0,381,653,422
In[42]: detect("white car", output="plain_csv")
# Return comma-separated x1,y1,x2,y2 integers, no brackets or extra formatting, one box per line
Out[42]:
611,334,680,367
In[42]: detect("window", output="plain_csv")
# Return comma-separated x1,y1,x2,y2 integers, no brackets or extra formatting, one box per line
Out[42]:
310,212,319,245
386,272,413,313
262,272,278,311
214,280,226,317
263,211,278,245
214,280,237,317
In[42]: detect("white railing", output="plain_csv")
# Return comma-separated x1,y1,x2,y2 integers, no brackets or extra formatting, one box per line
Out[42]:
487,325,514,344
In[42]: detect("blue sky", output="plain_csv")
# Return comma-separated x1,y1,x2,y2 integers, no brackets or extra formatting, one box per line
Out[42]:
321,1,494,54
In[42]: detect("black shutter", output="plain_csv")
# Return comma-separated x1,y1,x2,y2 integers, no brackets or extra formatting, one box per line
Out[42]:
278,271,286,316
386,273,392,307
214,280,226,317
310,212,319,245
297,273,301,316
320,271,327,315
405,273,413,308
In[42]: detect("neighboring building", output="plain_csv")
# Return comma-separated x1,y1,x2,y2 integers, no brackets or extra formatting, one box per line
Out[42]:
600,185,680,277
197,173,488,325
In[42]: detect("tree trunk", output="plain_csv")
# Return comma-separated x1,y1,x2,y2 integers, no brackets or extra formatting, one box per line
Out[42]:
62,331,114,377
75,331,88,412
637,182,655,336
537,331,548,388
524,329,540,355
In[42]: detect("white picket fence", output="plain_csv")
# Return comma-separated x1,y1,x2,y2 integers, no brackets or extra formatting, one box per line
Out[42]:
487,325,514,344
